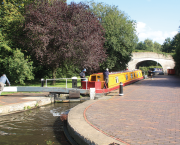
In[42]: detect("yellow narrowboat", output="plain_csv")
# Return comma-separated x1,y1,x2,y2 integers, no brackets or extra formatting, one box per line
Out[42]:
81,69,143,93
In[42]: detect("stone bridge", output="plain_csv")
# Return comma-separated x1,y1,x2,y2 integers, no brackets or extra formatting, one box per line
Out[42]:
128,52,175,73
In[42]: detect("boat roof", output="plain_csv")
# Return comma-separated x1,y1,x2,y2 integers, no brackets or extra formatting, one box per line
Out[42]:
92,69,141,75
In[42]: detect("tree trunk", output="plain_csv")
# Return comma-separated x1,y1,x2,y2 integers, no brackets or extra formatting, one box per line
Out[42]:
52,67,57,85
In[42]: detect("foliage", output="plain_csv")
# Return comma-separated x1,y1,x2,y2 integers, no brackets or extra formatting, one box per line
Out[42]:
135,39,162,52
27,106,31,109
35,103,38,107
0,0,34,84
24,0,106,80
3,49,34,85
144,39,154,51
45,140,54,145
173,33,180,71
0,0,25,49
154,41,162,52
161,32,180,72
0,32,12,65
161,37,175,53
24,106,27,110
0,32,11,53
88,1,138,71
56,64,81,78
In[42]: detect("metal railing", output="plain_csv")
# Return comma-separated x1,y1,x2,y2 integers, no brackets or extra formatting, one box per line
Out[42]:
45,78,88,90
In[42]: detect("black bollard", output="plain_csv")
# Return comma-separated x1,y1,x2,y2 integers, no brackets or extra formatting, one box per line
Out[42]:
41,78,44,87
119,82,123,96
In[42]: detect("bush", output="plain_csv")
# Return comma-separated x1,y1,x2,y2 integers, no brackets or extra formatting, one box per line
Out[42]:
3,49,34,85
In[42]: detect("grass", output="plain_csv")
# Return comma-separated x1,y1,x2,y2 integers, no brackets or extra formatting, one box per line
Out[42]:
10,77,84,88
2,77,85,95
35,103,39,107
43,79,82,88
1,92,17,95
27,106,31,109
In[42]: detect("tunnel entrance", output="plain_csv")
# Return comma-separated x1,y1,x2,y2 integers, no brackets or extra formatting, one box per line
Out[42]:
135,60,162,69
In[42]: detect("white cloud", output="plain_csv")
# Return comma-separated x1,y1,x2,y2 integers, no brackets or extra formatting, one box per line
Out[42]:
136,22,178,44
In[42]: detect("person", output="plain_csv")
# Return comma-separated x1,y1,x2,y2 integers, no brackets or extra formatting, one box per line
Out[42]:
103,68,109,88
79,69,86,81
0,74,10,95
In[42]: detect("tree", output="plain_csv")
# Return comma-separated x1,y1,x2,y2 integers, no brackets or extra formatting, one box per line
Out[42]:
24,0,106,80
173,33,180,71
135,41,145,50
0,0,25,49
162,37,173,53
88,1,138,70
153,41,162,52
144,39,154,52
135,40,161,52
0,0,34,84
2,49,34,84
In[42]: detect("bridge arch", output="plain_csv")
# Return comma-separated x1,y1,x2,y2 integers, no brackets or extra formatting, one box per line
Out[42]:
128,52,175,73
135,60,162,69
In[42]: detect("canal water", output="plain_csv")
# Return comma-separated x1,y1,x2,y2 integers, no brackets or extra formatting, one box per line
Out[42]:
0,103,80,145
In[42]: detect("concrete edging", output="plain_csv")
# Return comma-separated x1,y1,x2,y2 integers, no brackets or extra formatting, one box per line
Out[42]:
67,99,126,145
0,97,54,116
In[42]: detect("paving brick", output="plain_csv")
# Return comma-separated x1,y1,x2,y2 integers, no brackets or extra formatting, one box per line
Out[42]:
85,75,180,145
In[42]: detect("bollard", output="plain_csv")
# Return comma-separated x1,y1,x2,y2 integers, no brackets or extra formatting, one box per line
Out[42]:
119,82,123,96
41,78,44,87
90,88,95,100
151,73,153,79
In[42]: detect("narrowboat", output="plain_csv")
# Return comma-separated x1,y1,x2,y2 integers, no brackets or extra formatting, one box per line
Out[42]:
81,69,143,93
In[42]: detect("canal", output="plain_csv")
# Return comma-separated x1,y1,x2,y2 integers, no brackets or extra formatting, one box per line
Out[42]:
0,102,80,145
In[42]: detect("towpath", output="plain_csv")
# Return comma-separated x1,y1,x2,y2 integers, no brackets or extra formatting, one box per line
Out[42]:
0,92,52,115
0,92,49,106
84,75,180,145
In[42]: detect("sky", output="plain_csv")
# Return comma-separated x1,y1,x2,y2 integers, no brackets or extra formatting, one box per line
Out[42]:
66,0,180,45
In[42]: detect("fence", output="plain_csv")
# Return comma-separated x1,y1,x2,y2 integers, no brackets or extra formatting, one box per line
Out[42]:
45,78,88,90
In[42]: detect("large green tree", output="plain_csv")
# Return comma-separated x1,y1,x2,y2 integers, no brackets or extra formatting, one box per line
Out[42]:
88,1,138,70
0,0,25,49
162,37,174,53
144,39,154,52
135,41,144,50
3,49,34,84
0,0,34,84
154,41,162,52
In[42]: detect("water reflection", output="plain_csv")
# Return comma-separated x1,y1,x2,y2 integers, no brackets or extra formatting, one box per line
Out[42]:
0,103,79,145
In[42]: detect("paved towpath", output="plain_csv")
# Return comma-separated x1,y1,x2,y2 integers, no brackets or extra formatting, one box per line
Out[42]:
85,75,180,145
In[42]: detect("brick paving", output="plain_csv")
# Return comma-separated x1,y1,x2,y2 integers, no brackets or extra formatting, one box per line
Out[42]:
85,75,180,145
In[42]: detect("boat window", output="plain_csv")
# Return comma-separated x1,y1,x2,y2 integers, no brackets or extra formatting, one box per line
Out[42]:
97,76,101,78
91,76,96,81
139,72,141,76
134,73,135,77
115,76,119,83
131,74,133,79
126,75,128,80
137,72,138,77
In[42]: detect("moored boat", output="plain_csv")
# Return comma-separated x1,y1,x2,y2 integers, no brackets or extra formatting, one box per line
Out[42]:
81,69,143,93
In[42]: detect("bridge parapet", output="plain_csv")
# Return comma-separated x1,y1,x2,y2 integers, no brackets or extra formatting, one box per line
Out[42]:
132,52,173,60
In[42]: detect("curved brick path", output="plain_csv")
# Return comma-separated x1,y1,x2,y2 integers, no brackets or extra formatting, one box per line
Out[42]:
85,75,180,145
